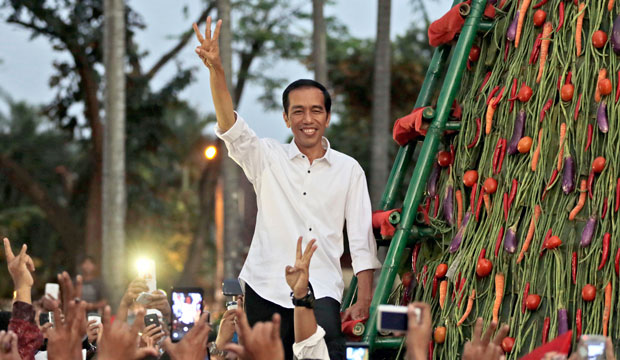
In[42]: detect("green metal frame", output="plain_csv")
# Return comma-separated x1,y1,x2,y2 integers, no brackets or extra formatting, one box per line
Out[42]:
360,0,488,351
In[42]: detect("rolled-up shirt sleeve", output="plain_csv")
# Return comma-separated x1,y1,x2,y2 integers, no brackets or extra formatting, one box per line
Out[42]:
292,325,329,360
345,166,382,274
215,113,266,184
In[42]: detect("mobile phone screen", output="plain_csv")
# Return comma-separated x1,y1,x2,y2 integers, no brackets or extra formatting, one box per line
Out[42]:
346,345,369,360
171,289,203,342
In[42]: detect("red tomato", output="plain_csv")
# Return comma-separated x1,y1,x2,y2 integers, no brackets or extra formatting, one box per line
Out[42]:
469,45,481,62
463,170,478,187
501,337,515,353
476,258,493,277
545,236,562,250
517,85,533,102
437,151,452,167
592,30,608,48
483,178,498,194
525,294,541,310
533,10,547,27
592,156,606,173
435,263,448,278
517,137,533,153
599,78,612,96
401,272,413,288
434,327,447,344
582,284,596,302
561,84,574,102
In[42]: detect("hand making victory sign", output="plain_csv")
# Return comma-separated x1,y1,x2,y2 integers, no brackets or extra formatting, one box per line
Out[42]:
192,16,223,71
285,237,317,299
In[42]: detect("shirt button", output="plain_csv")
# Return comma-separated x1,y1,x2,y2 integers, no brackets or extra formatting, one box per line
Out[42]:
307,170,311,174
303,192,306,195
309,228,312,231
301,155,305,158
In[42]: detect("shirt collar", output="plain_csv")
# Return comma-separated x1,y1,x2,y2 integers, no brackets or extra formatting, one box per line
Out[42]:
287,137,333,165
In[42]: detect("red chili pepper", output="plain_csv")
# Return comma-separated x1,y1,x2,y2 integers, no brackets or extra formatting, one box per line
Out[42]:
615,248,620,276
540,229,553,256
412,243,421,275
529,33,543,64
572,252,578,285
574,93,582,120
542,169,559,201
540,98,553,123
492,139,502,173
495,226,504,257
479,71,492,93
478,248,487,263
457,279,467,308
616,70,620,103
503,193,509,221
585,124,593,152
522,282,530,314
509,78,518,112
565,71,572,85
533,0,549,8
467,118,482,149
487,86,500,105
433,193,440,218
588,170,595,200
423,197,431,224
492,86,506,107
432,277,438,298
542,317,550,344
576,309,582,339
428,341,434,360
496,138,507,174
422,265,428,287
602,197,608,219
504,39,510,62
616,178,620,213
470,184,477,212
556,2,565,31
475,189,485,221
508,179,518,208
599,233,611,270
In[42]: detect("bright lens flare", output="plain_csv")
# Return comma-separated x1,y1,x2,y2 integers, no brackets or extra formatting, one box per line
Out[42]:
205,146,217,160
136,258,154,274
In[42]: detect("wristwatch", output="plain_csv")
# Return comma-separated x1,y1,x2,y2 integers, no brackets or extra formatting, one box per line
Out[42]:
291,288,315,308
209,342,227,357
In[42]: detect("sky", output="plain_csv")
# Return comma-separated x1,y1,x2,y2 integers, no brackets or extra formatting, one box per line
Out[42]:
0,0,452,142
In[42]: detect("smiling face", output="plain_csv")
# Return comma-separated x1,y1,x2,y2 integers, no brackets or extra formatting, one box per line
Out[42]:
283,87,331,154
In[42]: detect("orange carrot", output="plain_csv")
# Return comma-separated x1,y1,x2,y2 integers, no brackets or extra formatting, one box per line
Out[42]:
439,280,448,309
457,289,476,326
515,0,532,48
483,193,492,214
569,180,587,220
557,123,566,170
576,3,586,56
492,273,505,323
596,69,607,103
537,22,553,83
609,0,615,11
485,99,497,134
517,205,542,264
603,281,612,336
531,128,543,171
456,190,463,227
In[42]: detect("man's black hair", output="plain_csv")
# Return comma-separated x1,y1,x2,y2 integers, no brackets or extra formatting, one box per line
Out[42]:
282,79,331,115
80,255,97,265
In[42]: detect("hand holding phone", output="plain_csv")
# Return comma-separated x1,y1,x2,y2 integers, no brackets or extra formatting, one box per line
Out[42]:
170,287,204,342
346,342,369,360
576,335,614,360
45,283,60,301
135,292,153,305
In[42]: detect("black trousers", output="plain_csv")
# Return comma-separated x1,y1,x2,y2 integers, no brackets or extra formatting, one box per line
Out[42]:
245,284,346,360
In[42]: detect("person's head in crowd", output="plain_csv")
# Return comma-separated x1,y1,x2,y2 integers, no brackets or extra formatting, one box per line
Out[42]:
80,255,98,279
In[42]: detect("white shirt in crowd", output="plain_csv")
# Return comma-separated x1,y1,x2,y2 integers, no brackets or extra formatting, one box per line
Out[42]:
216,114,381,308
292,325,329,360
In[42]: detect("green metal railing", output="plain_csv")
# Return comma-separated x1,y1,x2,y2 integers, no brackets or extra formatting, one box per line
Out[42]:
362,0,488,351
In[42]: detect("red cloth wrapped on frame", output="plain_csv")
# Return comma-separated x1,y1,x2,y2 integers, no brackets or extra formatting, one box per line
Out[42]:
428,1,496,47
393,107,428,146
341,318,367,341
519,330,572,360
372,209,400,238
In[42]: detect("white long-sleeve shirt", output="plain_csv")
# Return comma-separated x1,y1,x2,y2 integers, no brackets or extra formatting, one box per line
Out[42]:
215,114,381,308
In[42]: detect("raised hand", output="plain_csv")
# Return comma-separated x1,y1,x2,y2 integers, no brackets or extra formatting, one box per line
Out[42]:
3,238,35,300
406,302,432,360
224,309,284,360
193,16,223,70
121,278,149,307
145,290,171,320
97,306,158,360
215,309,237,350
0,331,21,360
46,295,87,360
162,311,211,360
140,324,164,348
285,237,317,298
462,318,509,360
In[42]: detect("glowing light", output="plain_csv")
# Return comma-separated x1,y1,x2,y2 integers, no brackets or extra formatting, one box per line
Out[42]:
136,258,155,275
204,146,217,160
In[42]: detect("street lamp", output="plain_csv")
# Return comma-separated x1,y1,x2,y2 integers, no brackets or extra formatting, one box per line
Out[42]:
204,145,217,160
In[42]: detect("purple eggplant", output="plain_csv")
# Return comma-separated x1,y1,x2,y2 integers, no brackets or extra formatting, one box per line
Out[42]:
428,163,440,197
443,186,455,226
562,151,575,194
580,215,598,247
613,15,620,54
558,308,568,335
507,11,519,42
598,102,609,133
449,212,471,253
503,223,518,254
508,110,526,155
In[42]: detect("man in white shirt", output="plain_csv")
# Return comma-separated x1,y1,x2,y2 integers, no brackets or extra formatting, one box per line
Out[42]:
193,17,381,360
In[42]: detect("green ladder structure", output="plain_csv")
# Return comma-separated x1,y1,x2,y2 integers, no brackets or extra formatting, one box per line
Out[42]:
340,0,490,354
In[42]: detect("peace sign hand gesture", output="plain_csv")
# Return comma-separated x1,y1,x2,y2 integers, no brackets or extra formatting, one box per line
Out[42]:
285,237,317,299
3,238,34,292
193,16,223,71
